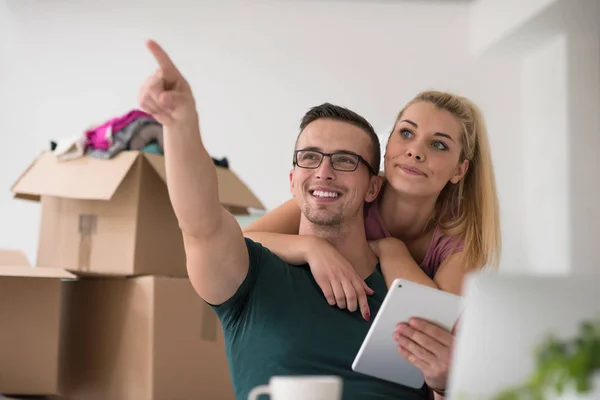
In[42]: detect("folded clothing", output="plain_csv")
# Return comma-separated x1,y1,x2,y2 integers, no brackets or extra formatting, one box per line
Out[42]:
88,117,162,159
86,109,154,151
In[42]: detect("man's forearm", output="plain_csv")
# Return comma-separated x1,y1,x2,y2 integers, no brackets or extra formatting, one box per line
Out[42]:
163,121,223,238
243,232,313,265
139,40,251,305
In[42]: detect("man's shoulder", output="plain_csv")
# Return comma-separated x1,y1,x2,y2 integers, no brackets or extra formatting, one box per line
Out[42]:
209,237,301,329
239,236,301,290
241,237,316,296
243,236,294,268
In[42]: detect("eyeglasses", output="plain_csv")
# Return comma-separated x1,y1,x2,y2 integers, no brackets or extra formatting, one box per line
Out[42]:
293,149,377,175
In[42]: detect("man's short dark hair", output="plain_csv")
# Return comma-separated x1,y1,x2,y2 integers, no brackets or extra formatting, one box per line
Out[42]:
296,103,381,175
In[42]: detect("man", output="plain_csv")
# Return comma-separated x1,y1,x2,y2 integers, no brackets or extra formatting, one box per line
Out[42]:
137,39,428,400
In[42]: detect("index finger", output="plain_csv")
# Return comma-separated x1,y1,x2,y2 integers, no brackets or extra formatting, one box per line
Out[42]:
350,279,370,321
146,39,179,77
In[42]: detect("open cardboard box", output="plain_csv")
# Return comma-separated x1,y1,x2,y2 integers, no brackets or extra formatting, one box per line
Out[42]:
0,249,75,396
11,151,265,277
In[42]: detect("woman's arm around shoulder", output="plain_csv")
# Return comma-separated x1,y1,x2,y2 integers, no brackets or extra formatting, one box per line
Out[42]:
243,198,301,234
242,198,373,320
242,198,308,265
433,250,475,296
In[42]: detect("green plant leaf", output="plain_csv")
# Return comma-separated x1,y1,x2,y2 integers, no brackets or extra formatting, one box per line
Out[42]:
491,314,600,400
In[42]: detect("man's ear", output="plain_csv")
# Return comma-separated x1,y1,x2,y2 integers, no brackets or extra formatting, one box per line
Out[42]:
289,169,295,197
365,175,384,203
450,159,469,184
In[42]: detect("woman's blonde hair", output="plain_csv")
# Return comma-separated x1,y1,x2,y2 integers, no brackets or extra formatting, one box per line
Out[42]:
395,90,501,270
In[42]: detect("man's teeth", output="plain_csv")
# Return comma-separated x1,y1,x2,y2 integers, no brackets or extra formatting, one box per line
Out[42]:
312,190,339,198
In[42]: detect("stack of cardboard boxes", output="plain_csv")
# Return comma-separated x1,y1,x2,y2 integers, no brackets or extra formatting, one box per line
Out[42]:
0,150,265,399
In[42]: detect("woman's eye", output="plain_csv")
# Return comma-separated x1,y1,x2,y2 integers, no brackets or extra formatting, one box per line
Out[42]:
399,129,413,138
432,141,448,151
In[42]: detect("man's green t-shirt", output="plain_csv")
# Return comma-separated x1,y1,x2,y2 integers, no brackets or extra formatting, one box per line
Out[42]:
210,238,428,400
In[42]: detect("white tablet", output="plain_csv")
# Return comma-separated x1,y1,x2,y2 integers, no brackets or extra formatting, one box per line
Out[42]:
352,278,463,389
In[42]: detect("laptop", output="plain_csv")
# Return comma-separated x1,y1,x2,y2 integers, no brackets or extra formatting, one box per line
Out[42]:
447,271,600,399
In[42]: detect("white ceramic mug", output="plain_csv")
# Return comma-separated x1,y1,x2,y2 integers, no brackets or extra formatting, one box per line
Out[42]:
248,375,343,400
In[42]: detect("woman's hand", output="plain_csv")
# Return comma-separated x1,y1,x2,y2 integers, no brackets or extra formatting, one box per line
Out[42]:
394,317,455,393
305,237,374,321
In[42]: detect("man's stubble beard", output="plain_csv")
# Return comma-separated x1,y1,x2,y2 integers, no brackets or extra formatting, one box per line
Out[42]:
302,203,344,227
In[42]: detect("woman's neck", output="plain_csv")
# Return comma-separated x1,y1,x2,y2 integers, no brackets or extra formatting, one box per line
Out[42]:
379,184,439,242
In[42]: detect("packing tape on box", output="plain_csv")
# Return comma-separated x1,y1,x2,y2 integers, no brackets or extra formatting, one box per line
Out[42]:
78,214,97,271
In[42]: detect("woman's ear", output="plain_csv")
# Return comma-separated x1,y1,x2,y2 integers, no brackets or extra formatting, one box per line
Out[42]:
366,175,384,203
450,159,469,184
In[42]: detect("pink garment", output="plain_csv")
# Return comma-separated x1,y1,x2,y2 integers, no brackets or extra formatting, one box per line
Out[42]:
364,194,464,279
85,109,154,150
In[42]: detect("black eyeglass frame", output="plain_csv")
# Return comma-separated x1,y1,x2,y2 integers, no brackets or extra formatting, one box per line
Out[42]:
293,149,378,176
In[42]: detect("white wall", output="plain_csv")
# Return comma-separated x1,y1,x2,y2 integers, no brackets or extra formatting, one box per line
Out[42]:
469,0,558,54
566,29,600,274
479,0,600,274
0,0,523,268
521,34,569,275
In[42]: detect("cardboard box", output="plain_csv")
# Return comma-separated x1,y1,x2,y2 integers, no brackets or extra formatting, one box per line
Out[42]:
60,275,234,400
11,151,264,276
0,250,75,396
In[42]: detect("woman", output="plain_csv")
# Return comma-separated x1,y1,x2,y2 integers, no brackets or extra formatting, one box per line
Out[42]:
243,90,501,398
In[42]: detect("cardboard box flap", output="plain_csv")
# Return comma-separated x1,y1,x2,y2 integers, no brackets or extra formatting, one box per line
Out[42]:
11,151,140,201
0,251,76,278
142,152,167,182
0,249,30,266
216,167,264,210
143,153,265,210
0,265,76,279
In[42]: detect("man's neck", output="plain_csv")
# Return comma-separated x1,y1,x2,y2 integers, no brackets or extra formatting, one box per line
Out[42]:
299,219,378,280
379,185,439,242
